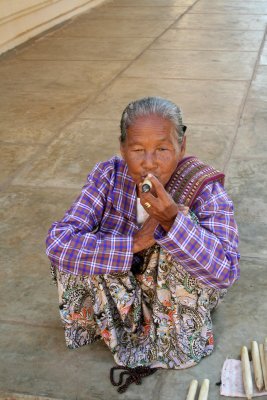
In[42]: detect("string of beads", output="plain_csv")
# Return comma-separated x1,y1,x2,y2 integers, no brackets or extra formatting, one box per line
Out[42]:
110,366,157,393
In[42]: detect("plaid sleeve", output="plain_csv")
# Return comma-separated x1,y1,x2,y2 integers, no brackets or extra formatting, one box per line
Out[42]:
46,163,133,275
154,181,240,289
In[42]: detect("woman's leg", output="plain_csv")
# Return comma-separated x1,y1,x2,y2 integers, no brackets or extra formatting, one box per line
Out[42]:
53,267,101,349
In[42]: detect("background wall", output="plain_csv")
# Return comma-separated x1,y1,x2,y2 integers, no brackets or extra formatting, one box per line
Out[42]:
0,0,105,55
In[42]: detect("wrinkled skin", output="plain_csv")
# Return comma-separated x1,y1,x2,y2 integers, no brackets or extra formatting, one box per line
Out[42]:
120,114,186,253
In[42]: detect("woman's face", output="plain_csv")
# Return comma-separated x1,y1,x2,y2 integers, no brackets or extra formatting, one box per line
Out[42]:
120,114,186,188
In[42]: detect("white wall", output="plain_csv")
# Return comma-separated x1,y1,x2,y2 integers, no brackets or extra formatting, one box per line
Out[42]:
0,0,106,55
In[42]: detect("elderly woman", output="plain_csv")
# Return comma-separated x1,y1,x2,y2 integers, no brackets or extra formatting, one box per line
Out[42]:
46,97,239,391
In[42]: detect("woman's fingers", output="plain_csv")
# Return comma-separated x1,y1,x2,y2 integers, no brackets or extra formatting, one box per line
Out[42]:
139,175,182,231
138,184,158,210
133,217,157,252
146,174,167,198
139,175,169,206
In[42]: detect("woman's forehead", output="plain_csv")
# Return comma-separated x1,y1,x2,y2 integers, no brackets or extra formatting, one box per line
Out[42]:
127,115,175,139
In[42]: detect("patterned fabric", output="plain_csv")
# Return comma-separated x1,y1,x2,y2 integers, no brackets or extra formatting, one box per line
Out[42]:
46,156,239,288
166,156,225,207
52,226,226,369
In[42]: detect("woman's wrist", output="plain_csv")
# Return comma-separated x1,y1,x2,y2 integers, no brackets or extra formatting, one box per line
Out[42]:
160,218,175,232
133,237,141,253
159,204,178,232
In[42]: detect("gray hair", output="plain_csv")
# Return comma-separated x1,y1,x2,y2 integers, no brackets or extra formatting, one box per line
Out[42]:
120,96,186,144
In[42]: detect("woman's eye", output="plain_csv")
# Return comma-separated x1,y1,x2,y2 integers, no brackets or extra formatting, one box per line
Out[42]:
133,149,143,152
158,148,167,151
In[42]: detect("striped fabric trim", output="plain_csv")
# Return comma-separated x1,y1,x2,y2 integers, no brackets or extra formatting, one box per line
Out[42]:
166,156,225,207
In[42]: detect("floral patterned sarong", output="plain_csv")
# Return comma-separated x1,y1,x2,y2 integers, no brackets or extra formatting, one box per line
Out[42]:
52,157,227,369
52,236,226,369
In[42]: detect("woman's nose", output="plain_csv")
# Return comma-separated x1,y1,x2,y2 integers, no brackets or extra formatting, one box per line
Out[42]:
142,152,157,169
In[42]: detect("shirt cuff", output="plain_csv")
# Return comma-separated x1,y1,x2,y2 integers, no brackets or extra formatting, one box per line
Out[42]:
154,211,195,248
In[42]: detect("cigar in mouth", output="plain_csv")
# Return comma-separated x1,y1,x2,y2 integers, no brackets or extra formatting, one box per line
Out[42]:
142,178,152,193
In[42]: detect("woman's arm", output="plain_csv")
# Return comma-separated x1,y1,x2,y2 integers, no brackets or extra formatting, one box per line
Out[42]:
154,181,240,289
46,164,133,275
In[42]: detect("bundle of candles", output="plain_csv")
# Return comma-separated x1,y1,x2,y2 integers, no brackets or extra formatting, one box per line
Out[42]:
186,379,209,400
241,338,267,399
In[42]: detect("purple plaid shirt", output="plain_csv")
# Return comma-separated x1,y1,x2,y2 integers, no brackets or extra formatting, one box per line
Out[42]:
46,156,240,289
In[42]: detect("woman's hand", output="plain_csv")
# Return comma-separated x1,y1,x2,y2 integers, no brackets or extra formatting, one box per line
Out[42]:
132,217,158,253
139,174,189,232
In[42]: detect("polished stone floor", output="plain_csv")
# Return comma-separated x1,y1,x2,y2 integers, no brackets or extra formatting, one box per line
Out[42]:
0,0,267,399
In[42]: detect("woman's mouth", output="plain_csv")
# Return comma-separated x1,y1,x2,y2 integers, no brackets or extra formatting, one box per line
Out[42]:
141,174,159,180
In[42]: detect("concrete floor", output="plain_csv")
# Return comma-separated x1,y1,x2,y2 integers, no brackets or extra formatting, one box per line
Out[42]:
0,0,267,399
